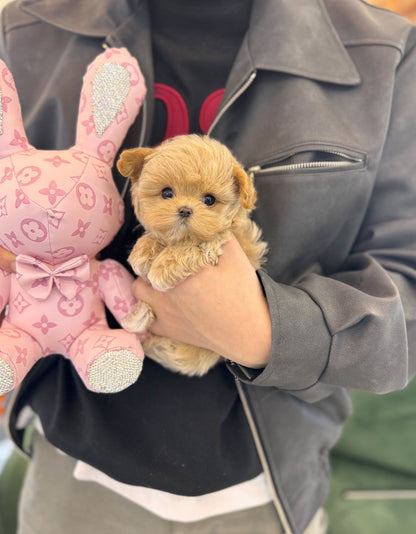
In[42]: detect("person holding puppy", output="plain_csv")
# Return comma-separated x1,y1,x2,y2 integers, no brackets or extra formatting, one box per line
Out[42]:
1,1,416,533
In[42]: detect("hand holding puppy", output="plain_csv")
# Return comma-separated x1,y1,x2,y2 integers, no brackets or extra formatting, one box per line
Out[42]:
131,235,272,369
118,134,269,375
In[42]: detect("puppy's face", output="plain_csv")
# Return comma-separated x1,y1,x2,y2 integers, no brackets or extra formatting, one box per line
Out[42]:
137,161,239,244
118,136,256,245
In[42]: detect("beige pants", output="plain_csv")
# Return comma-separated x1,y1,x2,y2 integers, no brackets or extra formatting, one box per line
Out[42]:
17,432,327,534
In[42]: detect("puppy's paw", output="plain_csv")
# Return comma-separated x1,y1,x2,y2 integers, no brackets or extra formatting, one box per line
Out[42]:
148,245,215,290
198,234,231,267
128,235,164,279
199,245,221,266
121,302,155,333
128,254,151,280
147,264,181,291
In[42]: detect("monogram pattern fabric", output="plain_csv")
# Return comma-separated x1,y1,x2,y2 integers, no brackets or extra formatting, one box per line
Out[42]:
0,48,146,394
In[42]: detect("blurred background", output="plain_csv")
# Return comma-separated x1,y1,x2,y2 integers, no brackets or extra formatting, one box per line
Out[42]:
367,0,416,20
0,0,416,533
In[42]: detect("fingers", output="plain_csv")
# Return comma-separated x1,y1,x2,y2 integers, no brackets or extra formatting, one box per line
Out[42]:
131,276,155,303
0,247,16,273
130,277,161,336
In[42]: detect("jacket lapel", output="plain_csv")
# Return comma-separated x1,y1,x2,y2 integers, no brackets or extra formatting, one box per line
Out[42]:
246,0,361,85
17,0,136,36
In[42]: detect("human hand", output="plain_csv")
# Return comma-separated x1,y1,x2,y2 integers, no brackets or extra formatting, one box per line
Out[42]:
0,246,16,273
131,235,272,368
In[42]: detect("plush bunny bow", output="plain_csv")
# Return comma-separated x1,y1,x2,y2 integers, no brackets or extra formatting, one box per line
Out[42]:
15,254,90,301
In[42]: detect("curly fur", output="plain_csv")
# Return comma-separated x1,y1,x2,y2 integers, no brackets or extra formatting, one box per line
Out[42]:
117,134,267,376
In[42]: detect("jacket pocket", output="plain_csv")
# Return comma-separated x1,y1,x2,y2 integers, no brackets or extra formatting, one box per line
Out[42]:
247,146,366,178
246,145,369,283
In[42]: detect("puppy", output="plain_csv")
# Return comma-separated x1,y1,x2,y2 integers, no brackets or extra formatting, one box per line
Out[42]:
117,134,267,376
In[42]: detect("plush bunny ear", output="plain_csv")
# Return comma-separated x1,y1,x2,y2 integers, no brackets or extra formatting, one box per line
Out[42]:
75,47,146,166
0,60,31,158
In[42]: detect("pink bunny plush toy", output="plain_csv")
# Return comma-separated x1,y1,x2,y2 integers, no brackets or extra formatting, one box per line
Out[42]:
0,48,147,394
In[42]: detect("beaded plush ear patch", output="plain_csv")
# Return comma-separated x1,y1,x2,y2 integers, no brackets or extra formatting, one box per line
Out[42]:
92,61,132,137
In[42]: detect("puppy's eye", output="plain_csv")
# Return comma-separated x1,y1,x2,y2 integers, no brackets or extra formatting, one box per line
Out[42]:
161,187,175,199
202,194,216,206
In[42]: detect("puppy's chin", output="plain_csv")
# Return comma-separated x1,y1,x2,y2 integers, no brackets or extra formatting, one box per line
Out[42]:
158,221,212,245
144,209,233,244
160,221,191,244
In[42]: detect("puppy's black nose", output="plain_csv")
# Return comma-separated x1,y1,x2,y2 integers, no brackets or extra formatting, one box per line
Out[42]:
178,206,193,218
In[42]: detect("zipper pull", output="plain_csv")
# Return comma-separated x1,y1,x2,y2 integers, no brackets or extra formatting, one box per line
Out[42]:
248,165,261,180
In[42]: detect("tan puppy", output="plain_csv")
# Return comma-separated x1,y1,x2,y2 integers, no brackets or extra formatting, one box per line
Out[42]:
117,134,267,376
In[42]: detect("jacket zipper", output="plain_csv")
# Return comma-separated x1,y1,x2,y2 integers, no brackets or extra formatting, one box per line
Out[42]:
235,379,295,534
137,97,148,149
112,52,288,527
248,150,365,178
120,97,148,200
208,71,257,135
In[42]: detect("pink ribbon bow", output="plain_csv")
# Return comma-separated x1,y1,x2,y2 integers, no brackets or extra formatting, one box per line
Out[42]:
15,254,90,301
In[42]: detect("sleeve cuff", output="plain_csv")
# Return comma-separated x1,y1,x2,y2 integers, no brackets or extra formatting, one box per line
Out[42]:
230,270,332,390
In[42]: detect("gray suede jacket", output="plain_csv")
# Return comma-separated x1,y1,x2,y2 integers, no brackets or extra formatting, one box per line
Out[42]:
2,1,416,532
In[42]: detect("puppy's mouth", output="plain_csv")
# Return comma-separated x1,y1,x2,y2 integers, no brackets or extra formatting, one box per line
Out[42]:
175,215,192,235
151,205,222,244
167,213,203,243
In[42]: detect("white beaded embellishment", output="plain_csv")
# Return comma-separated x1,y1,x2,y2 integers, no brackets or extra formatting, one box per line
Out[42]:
88,349,142,393
92,62,131,137
0,358,14,395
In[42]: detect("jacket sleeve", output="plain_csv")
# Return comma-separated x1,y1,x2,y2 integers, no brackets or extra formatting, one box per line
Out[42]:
239,33,416,401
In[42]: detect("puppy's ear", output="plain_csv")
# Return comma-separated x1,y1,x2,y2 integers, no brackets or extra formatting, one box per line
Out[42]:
233,163,257,210
117,147,154,184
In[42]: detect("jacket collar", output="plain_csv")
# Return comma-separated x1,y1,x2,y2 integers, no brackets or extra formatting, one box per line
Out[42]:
17,0,137,37
18,0,360,85
246,0,361,85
